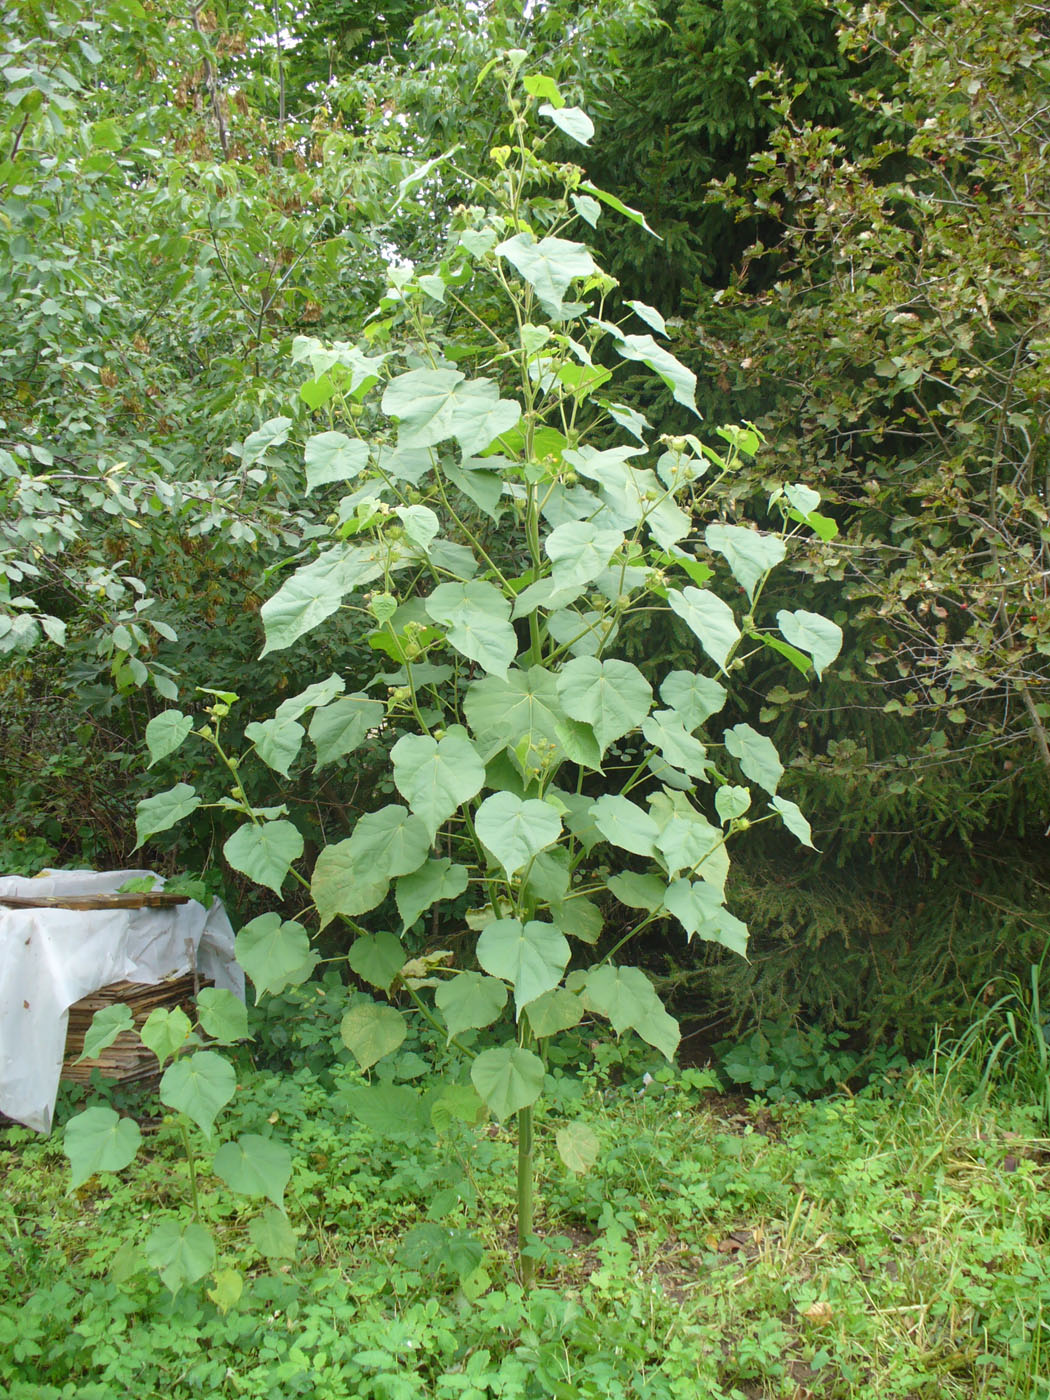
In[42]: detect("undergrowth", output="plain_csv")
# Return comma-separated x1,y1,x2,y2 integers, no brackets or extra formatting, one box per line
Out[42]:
3,1033,1050,1400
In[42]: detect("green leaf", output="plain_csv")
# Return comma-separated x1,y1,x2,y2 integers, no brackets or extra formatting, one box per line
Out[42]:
140,1006,193,1067
545,520,625,592
771,795,816,848
582,965,679,1061
314,804,430,925
470,1046,545,1121
78,1003,133,1062
662,880,748,956
309,693,384,768
539,102,593,145
625,300,667,336
667,588,740,673
705,524,786,601
347,931,405,991
715,785,751,825
551,892,603,944
607,871,667,912
642,711,710,780
579,181,660,237
274,674,345,723
304,432,370,493
659,671,726,729
609,332,698,414
311,841,387,927
159,1050,237,1139
556,1122,599,1173
460,227,498,257
524,987,583,1038
557,656,652,754
776,609,843,679
244,715,305,777
523,73,563,106
434,972,508,1039
395,858,469,932
475,792,562,877
443,458,504,520
249,1206,298,1261
340,1003,407,1069
477,918,571,1014
235,913,313,997
241,417,291,467
212,1134,292,1210
425,580,517,679
465,666,565,762
724,723,783,795
392,726,486,839
352,804,432,880
64,1107,141,1189
146,1220,216,1295
571,192,601,227
760,632,813,676
208,1267,244,1314
196,988,248,1043
396,504,440,551
340,1083,430,1138
495,233,597,319
260,546,387,655
223,820,303,895
382,369,520,455
650,798,728,891
430,1083,486,1133
134,783,201,846
590,794,660,857
145,711,194,766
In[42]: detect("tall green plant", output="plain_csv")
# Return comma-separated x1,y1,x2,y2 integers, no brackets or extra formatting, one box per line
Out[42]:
132,59,841,1280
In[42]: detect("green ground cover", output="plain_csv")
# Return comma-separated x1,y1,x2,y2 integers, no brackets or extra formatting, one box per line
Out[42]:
3,1027,1048,1400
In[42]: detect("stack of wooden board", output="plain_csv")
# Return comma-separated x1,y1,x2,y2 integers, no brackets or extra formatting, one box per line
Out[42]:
62,975,210,1086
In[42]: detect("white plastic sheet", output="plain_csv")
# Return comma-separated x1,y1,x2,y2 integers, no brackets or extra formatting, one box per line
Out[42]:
0,869,243,1133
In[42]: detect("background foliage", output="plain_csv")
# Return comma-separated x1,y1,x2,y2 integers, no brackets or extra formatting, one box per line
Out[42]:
2,0,1048,1055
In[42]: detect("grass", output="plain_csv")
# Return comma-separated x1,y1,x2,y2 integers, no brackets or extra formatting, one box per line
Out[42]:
3,1032,1050,1399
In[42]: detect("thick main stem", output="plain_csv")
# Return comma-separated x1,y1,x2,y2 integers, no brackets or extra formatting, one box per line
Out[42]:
516,1103,535,1288
179,1121,202,1221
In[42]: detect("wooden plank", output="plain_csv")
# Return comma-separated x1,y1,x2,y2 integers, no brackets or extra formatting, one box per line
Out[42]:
0,893,190,909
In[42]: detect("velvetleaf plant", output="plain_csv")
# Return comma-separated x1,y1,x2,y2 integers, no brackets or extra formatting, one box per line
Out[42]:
63,986,295,1297
130,58,842,1281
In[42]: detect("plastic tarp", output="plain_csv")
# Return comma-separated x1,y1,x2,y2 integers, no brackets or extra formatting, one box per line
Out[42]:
0,869,243,1133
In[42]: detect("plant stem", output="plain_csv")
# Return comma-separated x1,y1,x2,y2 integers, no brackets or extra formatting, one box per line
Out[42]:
516,1101,535,1288
179,1121,201,1222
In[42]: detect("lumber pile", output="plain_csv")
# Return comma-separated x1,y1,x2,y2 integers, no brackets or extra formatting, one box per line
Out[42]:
62,975,210,1086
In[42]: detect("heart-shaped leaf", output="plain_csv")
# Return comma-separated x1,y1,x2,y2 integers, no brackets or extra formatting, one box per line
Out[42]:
347,931,405,991
392,726,486,838
667,587,740,673
470,1045,545,1120
476,918,571,1014
135,783,201,846
213,1134,292,1209
145,711,194,766
223,820,303,894
235,913,313,997
776,609,843,679
557,656,652,755
160,1050,237,1138
434,972,508,1039
340,1002,407,1070
475,792,562,877
724,723,784,795
145,1220,216,1295
425,580,517,679
64,1107,141,1188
